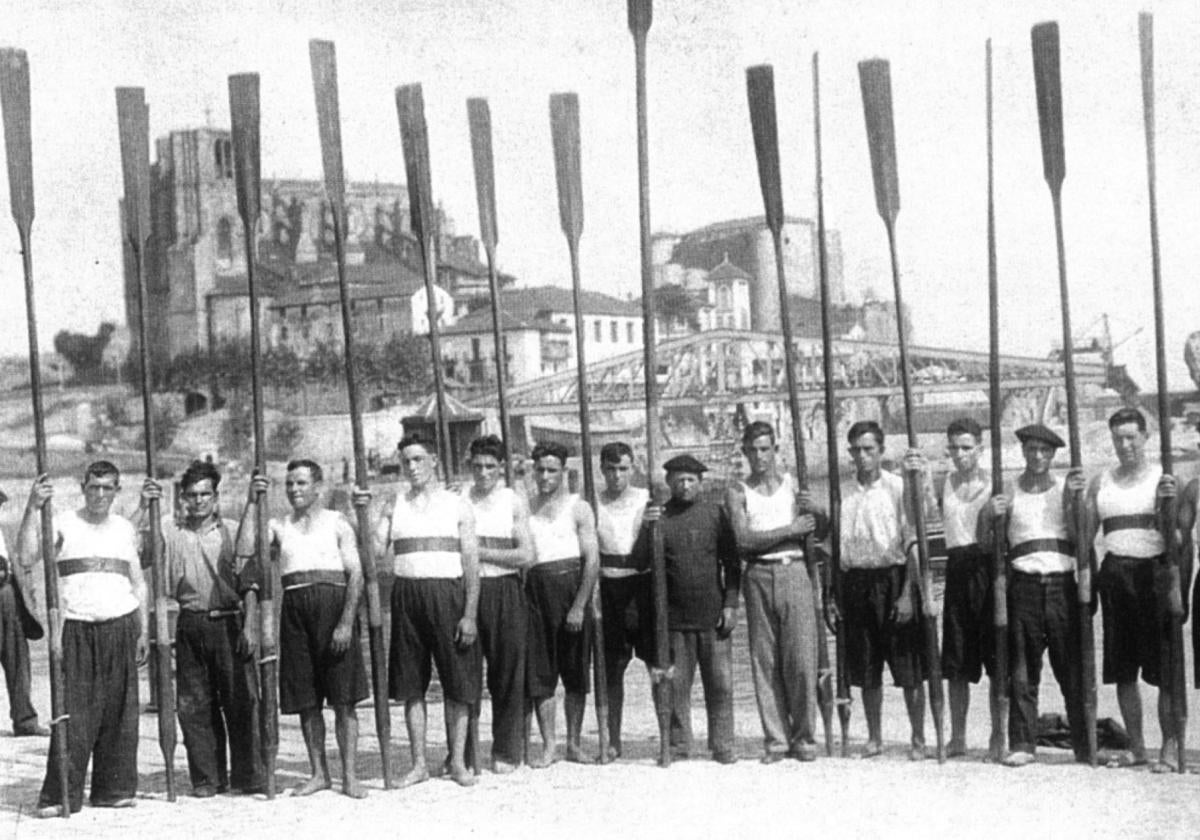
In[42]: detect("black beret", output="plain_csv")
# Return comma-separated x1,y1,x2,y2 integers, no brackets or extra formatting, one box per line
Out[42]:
1015,423,1065,449
662,454,708,475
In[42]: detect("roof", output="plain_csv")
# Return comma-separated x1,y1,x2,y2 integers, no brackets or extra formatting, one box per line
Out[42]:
678,215,814,240
269,262,431,308
708,253,750,282
497,286,641,319
406,391,482,421
441,307,571,336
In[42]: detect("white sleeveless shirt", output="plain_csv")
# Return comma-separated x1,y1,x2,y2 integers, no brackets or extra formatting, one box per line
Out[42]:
271,508,356,578
742,474,804,561
390,488,463,579
1096,466,1164,559
56,509,143,622
942,472,990,549
530,494,582,565
1007,476,1073,575
598,487,648,578
465,486,518,579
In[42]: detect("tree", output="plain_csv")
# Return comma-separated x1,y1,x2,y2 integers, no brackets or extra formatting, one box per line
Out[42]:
653,284,702,332
54,322,117,383
379,335,433,398
267,418,303,460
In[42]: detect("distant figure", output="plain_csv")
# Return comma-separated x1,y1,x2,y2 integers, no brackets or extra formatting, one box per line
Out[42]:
0,486,47,738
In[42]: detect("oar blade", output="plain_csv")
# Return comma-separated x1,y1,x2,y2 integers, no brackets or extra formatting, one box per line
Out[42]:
467,97,498,251
228,73,262,229
745,64,784,235
0,48,33,230
627,0,652,38
309,39,346,209
396,83,436,265
1139,13,1154,126
1031,21,1066,191
858,59,900,225
115,87,151,246
549,92,584,244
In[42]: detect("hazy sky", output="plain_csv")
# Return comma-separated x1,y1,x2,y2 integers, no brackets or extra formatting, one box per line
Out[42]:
2,0,1199,390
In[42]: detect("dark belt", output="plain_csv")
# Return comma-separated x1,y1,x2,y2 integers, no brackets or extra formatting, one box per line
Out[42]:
479,535,517,550
1103,552,1161,565
1011,569,1073,586
180,607,241,620
282,569,347,589
747,552,805,566
393,536,460,554
1008,538,1073,561
57,557,132,578
600,552,641,570
1102,514,1158,535
528,557,581,576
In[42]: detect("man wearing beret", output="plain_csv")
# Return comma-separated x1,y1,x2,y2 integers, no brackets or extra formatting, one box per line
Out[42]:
643,454,739,763
978,423,1088,767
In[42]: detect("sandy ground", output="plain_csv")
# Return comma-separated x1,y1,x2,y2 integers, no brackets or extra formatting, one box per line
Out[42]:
1,609,1199,840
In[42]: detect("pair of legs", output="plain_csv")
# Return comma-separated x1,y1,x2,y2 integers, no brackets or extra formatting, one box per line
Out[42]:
942,547,1000,757
295,704,364,798
399,698,474,786
529,690,589,766
947,680,1003,758
599,573,650,757
844,566,928,759
663,629,735,761
478,575,528,772
0,583,40,734
1115,682,1177,766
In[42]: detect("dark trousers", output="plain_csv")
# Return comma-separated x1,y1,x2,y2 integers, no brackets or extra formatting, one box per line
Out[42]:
600,574,650,749
477,576,527,765
39,613,139,813
175,611,263,793
665,629,734,758
0,584,37,731
1008,572,1086,757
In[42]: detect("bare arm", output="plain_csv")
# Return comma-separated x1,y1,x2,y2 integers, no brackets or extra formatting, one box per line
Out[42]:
331,514,363,654
569,500,599,626
454,499,480,649
17,476,52,569
725,482,807,555
478,493,534,569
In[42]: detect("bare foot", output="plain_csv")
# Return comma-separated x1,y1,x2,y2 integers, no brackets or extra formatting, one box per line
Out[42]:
341,778,368,799
492,759,519,775
908,744,928,762
565,744,596,764
860,741,882,759
530,745,557,769
449,764,478,787
398,765,430,788
291,775,332,797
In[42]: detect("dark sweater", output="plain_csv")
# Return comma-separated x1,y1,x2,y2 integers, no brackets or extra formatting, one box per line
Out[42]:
656,498,740,631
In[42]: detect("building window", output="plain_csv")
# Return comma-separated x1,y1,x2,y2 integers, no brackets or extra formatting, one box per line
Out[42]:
610,320,618,343
300,305,308,320
627,322,634,343
214,139,233,179
216,217,233,263
594,320,602,342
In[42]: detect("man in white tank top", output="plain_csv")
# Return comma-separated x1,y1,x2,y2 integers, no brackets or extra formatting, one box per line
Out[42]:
726,420,823,763
357,433,480,788
464,435,532,773
526,441,600,765
596,441,650,759
932,418,999,758
1084,407,1181,770
19,461,148,816
240,459,369,798
979,424,1087,767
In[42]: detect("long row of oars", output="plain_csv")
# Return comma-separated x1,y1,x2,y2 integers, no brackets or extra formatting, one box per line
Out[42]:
0,12,1192,817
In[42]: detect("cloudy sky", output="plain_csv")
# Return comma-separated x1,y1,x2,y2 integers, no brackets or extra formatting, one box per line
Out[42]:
2,0,1199,390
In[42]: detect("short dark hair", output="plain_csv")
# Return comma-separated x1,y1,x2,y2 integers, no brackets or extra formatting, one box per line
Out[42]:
180,459,221,493
530,441,570,466
847,420,884,446
82,460,121,485
1108,407,1146,433
398,432,439,456
600,442,633,466
468,435,506,462
946,417,982,441
286,458,324,482
741,421,775,447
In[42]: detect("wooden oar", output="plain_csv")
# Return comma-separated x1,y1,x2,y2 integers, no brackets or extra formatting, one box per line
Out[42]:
115,86,176,800
812,51,850,757
984,39,1010,764
1031,21,1096,767
627,0,672,769
396,83,480,773
858,58,946,763
0,47,70,819
466,98,513,488
228,72,279,797
549,92,610,761
1138,11,1187,774
745,63,833,757
309,39,394,788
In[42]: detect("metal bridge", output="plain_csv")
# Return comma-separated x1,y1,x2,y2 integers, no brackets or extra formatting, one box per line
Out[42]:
466,328,1108,416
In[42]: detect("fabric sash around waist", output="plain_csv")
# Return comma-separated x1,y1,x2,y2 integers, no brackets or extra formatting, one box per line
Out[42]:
1008,538,1073,561
392,536,462,579
57,557,132,578
1103,551,1163,566
479,535,517,550
528,557,581,577
600,552,643,570
1101,513,1158,535
393,536,460,554
282,569,347,589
